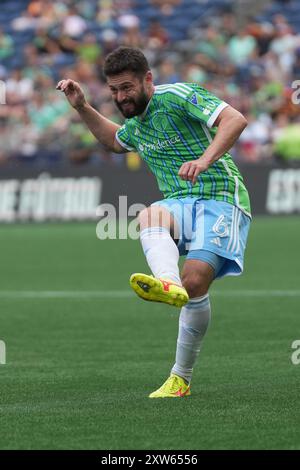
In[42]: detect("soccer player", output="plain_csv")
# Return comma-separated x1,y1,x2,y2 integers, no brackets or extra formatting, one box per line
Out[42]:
57,47,251,398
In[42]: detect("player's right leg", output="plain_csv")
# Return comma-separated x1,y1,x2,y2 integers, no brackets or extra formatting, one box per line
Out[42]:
130,204,189,307
149,258,215,398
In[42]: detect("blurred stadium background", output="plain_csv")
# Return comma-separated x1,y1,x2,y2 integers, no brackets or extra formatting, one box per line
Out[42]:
0,0,300,451
0,0,300,219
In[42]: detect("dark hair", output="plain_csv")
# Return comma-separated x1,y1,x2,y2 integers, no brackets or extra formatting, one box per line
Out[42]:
103,47,150,78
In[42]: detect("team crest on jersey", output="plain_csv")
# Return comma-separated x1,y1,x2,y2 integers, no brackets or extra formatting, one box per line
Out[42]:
150,111,171,132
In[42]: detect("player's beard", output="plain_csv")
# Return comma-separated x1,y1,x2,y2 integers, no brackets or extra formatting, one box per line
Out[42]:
115,88,149,118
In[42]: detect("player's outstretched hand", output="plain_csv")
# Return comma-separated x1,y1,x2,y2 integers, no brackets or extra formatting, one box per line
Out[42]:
178,158,210,185
56,79,86,110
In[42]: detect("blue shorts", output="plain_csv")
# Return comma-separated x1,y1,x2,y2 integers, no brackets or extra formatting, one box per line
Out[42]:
152,198,251,279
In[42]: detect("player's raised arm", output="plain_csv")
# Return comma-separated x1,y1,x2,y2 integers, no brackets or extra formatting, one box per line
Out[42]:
178,105,247,184
200,105,247,165
56,79,125,154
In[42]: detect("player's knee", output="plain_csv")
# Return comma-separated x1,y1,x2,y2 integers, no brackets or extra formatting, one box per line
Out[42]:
181,272,209,298
138,206,173,231
138,207,151,228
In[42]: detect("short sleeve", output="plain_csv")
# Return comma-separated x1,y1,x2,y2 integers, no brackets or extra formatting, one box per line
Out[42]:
115,123,135,151
183,87,228,128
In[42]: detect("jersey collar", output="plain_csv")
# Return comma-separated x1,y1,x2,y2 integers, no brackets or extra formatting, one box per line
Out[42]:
136,89,155,121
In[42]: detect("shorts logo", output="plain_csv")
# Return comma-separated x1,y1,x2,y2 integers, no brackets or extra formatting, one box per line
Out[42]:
211,237,221,247
212,215,229,238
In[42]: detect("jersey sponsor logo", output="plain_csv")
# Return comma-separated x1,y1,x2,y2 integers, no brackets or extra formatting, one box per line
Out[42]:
138,135,180,153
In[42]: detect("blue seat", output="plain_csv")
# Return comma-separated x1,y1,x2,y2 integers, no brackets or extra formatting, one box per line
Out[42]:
54,54,76,67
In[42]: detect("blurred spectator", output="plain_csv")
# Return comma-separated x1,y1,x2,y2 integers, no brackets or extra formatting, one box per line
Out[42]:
238,114,272,163
6,69,34,104
293,46,300,73
151,0,182,16
27,91,69,132
118,15,145,48
156,59,181,84
12,11,44,31
0,28,14,61
181,63,207,84
64,115,98,163
273,122,300,161
270,24,298,74
56,27,79,54
101,29,119,55
12,110,41,163
219,12,237,40
228,29,258,65
33,28,61,55
62,6,87,38
194,26,226,62
147,20,169,49
96,2,115,29
77,33,102,64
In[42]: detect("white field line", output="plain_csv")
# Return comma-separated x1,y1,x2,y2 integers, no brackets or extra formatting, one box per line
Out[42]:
0,290,299,299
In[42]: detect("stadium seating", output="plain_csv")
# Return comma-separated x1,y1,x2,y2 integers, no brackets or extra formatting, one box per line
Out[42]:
0,0,299,166
0,0,234,69
1,0,299,73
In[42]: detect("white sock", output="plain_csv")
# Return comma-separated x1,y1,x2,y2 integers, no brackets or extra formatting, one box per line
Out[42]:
140,227,181,285
171,294,211,383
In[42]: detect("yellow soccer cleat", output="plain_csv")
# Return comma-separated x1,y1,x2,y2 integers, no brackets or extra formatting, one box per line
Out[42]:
149,374,191,398
129,273,189,308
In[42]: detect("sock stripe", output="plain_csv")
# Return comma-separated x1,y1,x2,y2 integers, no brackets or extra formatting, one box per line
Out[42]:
140,227,170,237
189,294,209,303
185,294,210,310
185,300,209,310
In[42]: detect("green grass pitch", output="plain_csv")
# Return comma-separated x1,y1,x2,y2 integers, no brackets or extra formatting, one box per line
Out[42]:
0,217,299,450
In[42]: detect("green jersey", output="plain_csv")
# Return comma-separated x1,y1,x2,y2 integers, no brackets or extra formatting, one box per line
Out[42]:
116,82,251,216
